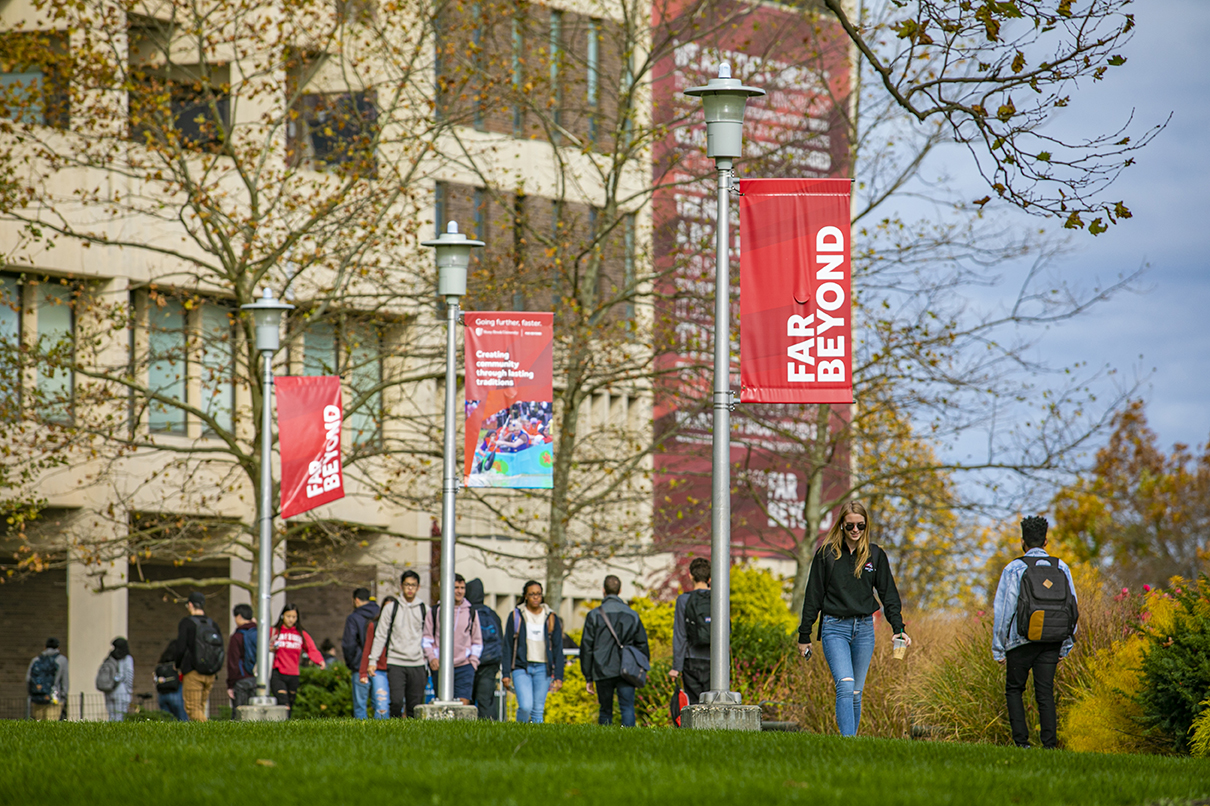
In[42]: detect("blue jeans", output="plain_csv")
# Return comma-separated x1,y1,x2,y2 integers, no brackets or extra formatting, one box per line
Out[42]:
158,689,188,721
819,614,876,736
512,662,551,723
352,671,371,719
595,677,636,727
370,670,390,719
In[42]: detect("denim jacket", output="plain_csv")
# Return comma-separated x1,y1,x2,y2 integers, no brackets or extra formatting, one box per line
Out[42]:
991,548,1077,661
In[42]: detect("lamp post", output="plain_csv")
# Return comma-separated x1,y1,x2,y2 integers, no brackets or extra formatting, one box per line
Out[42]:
684,63,764,705
421,221,483,707
240,287,293,707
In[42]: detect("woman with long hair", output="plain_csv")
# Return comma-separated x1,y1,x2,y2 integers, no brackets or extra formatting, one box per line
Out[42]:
796,501,911,736
501,580,565,723
270,603,325,715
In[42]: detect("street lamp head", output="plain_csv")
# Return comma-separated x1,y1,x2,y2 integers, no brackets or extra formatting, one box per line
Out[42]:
240,287,294,353
683,62,765,161
421,221,486,299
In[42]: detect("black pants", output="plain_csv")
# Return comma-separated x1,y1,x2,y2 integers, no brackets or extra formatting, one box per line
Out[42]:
270,671,299,714
1005,641,1062,748
386,664,428,719
681,658,710,706
473,661,501,720
231,677,257,717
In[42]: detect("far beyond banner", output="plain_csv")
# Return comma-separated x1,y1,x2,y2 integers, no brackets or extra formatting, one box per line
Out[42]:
464,312,554,489
739,178,853,404
277,375,345,519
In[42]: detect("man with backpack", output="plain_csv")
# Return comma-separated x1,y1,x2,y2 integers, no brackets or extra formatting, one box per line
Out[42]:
992,515,1079,749
342,587,379,719
423,573,483,705
466,578,504,720
670,557,712,706
174,591,225,722
581,575,650,727
26,637,68,721
226,603,258,717
365,570,429,718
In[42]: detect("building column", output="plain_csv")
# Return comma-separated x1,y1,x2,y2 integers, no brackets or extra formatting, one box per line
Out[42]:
67,557,127,720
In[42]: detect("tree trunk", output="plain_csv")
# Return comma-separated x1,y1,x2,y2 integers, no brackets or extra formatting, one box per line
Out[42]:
790,404,831,617
544,364,585,616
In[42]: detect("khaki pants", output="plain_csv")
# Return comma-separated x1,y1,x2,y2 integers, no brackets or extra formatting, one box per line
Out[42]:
31,701,60,721
182,671,215,722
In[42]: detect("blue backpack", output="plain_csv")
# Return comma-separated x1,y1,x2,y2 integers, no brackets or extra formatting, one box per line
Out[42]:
477,606,504,665
239,626,258,677
28,654,58,704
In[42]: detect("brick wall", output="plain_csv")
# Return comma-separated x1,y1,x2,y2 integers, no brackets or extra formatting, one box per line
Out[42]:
0,568,68,703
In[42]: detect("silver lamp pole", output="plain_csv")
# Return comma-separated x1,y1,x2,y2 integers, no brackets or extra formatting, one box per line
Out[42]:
240,288,294,704
421,221,484,703
684,63,764,703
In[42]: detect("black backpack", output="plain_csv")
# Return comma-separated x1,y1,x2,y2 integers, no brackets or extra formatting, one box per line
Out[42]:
28,654,58,704
1015,555,1079,642
683,589,712,649
192,615,226,675
154,662,181,693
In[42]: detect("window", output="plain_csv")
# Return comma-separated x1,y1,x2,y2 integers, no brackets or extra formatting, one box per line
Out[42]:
472,2,485,131
199,304,234,435
472,187,487,241
587,18,599,141
35,284,74,423
434,182,448,236
512,193,527,312
288,91,378,172
147,297,187,433
512,15,524,136
304,322,337,376
0,33,69,127
549,10,562,135
302,319,381,445
0,276,21,414
129,71,232,151
624,213,636,322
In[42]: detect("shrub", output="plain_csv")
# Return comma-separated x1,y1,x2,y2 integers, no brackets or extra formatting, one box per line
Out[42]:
1190,698,1210,758
1137,576,1210,753
293,662,353,719
731,565,797,634
543,663,599,725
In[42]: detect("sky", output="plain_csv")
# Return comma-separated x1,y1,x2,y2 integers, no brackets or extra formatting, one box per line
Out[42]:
904,0,1210,475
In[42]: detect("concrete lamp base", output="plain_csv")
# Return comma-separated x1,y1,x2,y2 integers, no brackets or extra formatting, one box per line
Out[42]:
682,703,762,731
235,704,290,722
415,701,478,721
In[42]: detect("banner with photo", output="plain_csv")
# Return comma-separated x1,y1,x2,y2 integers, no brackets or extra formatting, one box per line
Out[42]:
739,178,853,404
463,312,554,489
277,375,345,518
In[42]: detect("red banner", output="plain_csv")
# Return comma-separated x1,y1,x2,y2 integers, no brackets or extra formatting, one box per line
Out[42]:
463,312,554,489
277,375,345,519
739,178,853,404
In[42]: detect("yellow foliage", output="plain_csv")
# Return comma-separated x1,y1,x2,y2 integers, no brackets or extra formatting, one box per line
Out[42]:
542,663,599,725
731,565,797,634
630,595,675,659
1190,698,1210,758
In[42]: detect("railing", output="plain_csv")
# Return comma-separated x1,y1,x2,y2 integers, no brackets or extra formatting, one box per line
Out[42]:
0,688,230,721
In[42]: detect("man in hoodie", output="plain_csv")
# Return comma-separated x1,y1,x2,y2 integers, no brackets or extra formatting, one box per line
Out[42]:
26,637,69,721
581,575,650,727
342,587,380,719
466,578,505,720
366,571,428,718
226,603,258,717
424,573,484,705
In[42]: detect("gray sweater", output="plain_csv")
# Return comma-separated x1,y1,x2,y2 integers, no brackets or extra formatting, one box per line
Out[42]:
367,599,426,667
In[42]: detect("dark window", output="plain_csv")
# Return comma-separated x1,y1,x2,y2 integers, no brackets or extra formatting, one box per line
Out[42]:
288,91,378,173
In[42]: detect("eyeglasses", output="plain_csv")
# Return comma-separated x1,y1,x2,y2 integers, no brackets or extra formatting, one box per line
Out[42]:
525,591,543,598
843,522,867,532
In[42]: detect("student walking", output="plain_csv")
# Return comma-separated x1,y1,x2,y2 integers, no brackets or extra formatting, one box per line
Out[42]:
501,580,566,723
581,575,650,727
992,515,1079,749
270,603,326,716
467,578,506,720
366,571,429,718
358,596,397,720
797,501,910,737
26,637,68,721
342,588,379,719
174,592,226,722
155,640,188,721
226,604,258,716
99,637,135,721
670,557,712,706
423,574,484,705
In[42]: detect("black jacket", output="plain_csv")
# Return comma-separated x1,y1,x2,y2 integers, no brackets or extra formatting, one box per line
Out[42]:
342,602,381,668
797,542,905,643
580,595,650,682
502,607,566,680
175,615,207,674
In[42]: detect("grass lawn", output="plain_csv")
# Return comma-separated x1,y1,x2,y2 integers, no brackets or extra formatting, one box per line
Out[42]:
3,720,1208,806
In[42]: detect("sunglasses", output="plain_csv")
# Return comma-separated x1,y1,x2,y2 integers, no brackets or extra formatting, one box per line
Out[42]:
843,522,867,532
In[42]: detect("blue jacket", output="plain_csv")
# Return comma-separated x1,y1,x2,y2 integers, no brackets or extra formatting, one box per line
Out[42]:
992,548,1077,661
502,606,565,681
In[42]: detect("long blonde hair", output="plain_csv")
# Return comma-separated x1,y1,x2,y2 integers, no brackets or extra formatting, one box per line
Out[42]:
822,501,872,578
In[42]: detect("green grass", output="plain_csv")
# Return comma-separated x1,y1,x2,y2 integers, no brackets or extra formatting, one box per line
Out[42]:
3,720,1207,806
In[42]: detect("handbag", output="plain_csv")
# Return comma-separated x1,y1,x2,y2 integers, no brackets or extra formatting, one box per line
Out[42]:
598,609,649,688
669,677,689,726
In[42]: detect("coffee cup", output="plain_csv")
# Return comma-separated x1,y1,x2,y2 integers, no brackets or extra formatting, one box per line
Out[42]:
892,636,907,660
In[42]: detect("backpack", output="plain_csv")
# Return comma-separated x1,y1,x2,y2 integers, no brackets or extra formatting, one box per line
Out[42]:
28,654,59,703
191,615,226,675
477,605,504,664
1015,555,1079,642
154,662,181,693
239,625,258,678
683,589,712,649
95,656,121,693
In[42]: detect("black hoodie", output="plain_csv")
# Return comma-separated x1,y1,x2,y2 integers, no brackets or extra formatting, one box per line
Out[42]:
466,578,504,665
342,601,381,668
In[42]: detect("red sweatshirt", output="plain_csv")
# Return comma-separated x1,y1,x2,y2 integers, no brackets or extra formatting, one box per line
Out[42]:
358,620,389,678
271,626,325,675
